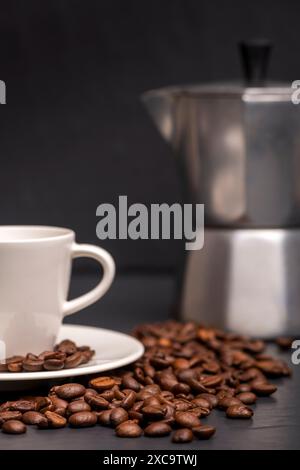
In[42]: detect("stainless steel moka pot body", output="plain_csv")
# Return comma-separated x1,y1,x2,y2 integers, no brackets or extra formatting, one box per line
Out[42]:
142,42,300,337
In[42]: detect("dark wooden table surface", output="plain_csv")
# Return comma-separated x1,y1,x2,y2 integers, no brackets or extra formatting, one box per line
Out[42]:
0,273,299,450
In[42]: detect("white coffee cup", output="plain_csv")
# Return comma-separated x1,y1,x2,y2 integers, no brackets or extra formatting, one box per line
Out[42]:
0,226,115,357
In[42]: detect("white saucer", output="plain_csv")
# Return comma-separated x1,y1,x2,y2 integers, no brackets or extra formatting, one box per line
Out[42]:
0,324,144,385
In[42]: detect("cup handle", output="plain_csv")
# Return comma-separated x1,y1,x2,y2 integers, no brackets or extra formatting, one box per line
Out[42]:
63,243,115,317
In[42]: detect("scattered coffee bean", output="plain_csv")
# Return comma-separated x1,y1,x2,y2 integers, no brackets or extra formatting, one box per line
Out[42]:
89,377,116,391
236,392,257,405
218,397,243,410
0,411,22,424
66,400,91,415
172,428,194,443
69,411,97,428
175,411,201,428
276,337,293,350
110,408,129,427
45,411,67,428
193,425,216,439
10,400,36,413
251,383,277,396
197,393,218,408
22,411,47,425
2,420,26,434
226,405,254,419
115,420,143,437
86,395,109,410
141,405,165,420
144,421,172,437
56,383,86,400
98,409,112,426
121,375,141,392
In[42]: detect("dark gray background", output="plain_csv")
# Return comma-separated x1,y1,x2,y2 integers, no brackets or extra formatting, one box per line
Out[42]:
0,0,300,270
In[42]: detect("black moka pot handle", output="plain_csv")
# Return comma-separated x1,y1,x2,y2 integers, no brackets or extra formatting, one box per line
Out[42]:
239,39,273,86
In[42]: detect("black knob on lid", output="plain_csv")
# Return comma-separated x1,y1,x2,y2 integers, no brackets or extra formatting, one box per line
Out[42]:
239,39,273,86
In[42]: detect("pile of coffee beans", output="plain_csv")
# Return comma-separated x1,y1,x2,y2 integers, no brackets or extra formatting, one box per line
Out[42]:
0,340,95,373
0,321,291,443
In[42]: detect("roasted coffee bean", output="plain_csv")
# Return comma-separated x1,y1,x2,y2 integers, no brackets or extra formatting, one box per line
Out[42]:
22,359,44,372
87,395,109,410
171,382,191,396
50,396,68,410
115,420,143,438
96,409,111,426
66,400,91,415
173,358,190,370
22,411,47,425
84,389,97,400
256,360,286,377
36,396,52,411
236,392,257,405
218,397,243,410
38,351,57,361
173,399,193,412
45,411,67,428
128,410,143,422
187,378,209,393
64,352,83,369
69,411,97,427
143,363,156,378
190,406,210,418
144,421,172,437
98,390,115,402
56,383,86,400
235,384,252,394
8,362,23,372
175,411,201,428
276,337,293,350
6,355,24,364
121,390,136,410
192,397,211,409
143,396,161,407
149,356,171,369
43,359,64,370
176,369,197,383
56,339,77,355
200,375,223,388
110,408,129,427
0,411,22,424
2,420,26,434
196,393,218,408
251,383,277,396
216,390,234,401
141,405,165,420
10,400,36,413
193,425,216,439
89,377,116,391
239,367,265,382
172,428,193,443
26,353,38,360
226,405,253,419
121,375,141,392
